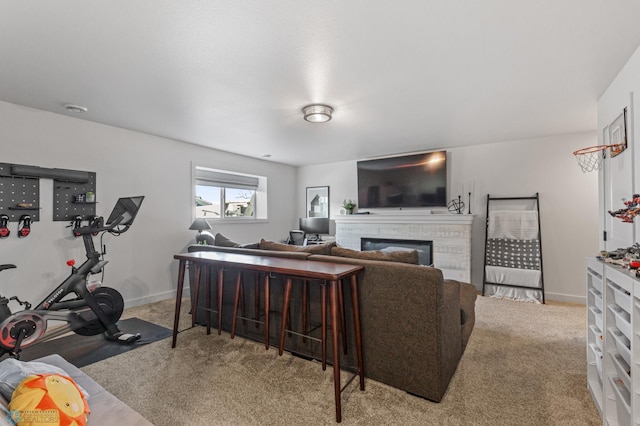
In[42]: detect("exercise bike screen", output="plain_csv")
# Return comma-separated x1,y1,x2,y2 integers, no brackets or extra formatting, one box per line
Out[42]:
106,196,145,226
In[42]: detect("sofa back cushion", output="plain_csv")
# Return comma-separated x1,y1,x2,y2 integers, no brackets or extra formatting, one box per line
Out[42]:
330,246,419,264
259,239,335,255
214,233,260,249
188,244,311,259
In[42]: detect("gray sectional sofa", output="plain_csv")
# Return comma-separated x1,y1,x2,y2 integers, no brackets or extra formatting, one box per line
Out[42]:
188,235,477,402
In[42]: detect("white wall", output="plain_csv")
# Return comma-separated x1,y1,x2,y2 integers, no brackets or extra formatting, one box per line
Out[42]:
297,133,599,303
0,101,296,308
598,44,640,250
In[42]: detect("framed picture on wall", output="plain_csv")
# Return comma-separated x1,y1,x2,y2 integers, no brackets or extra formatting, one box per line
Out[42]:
306,186,329,218
609,107,627,158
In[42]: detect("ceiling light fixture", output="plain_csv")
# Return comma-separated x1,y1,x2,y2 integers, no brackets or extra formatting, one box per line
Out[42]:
302,104,333,123
64,104,88,113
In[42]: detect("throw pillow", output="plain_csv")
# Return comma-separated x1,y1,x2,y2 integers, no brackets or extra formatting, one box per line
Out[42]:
259,239,335,255
330,246,419,264
8,373,90,426
214,233,259,249
0,358,89,402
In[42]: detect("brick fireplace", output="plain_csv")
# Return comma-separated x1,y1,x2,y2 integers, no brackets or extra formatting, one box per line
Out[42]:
334,214,473,282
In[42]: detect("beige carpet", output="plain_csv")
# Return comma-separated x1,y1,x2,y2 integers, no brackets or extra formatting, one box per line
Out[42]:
80,296,600,425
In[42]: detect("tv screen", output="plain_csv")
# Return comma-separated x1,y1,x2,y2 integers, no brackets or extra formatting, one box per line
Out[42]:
357,151,447,208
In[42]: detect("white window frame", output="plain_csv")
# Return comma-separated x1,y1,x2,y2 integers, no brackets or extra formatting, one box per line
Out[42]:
192,163,268,223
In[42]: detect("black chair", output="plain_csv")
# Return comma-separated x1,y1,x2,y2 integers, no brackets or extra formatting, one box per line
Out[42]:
288,230,306,246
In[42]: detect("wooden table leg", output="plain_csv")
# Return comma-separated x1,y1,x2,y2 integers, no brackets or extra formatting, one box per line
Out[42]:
279,277,293,355
264,273,270,350
191,264,202,328
329,279,342,423
351,274,365,391
172,259,186,348
217,267,224,335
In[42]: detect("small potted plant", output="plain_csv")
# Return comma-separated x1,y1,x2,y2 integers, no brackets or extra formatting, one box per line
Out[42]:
342,199,356,214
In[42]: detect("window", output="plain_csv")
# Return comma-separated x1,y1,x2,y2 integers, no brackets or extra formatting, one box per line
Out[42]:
193,166,267,220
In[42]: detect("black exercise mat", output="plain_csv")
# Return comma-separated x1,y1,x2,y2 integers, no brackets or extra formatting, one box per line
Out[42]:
17,318,172,367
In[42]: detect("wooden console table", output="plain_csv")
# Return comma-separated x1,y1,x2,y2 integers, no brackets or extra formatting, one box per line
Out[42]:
171,251,365,423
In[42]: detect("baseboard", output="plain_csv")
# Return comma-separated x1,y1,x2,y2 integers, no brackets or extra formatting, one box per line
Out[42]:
544,292,585,305
124,287,188,308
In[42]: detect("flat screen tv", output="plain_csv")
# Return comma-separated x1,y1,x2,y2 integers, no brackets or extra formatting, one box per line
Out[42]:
357,151,447,209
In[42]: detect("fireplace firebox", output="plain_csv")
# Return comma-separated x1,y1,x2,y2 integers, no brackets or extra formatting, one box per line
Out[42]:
361,238,433,266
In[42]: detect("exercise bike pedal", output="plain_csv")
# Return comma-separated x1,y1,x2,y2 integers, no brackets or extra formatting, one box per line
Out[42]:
105,331,141,344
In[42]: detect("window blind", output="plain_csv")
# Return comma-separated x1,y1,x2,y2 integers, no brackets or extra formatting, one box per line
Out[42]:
195,168,259,190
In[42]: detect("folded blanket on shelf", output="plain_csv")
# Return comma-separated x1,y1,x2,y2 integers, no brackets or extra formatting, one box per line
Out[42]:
485,265,542,288
488,210,539,240
486,238,541,270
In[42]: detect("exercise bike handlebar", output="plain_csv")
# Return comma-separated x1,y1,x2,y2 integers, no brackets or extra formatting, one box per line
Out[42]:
72,215,128,237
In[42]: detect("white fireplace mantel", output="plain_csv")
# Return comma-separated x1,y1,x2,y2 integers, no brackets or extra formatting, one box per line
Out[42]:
335,213,473,282
334,213,473,225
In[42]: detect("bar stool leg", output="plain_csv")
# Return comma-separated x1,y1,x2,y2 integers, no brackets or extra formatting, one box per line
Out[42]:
205,266,211,335
279,277,293,355
239,274,247,325
264,273,270,350
301,280,308,343
338,278,347,355
255,274,261,328
217,267,224,335
321,282,327,371
231,271,243,339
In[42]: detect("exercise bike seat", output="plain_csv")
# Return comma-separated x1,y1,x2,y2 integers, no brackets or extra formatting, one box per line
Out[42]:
0,265,16,272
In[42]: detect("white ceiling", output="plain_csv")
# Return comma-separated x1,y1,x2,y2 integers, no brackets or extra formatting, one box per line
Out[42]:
1,1,640,166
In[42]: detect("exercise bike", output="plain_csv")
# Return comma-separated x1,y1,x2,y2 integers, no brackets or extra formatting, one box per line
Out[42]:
0,196,145,358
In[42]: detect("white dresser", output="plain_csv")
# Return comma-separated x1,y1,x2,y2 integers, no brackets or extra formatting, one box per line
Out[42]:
587,257,638,425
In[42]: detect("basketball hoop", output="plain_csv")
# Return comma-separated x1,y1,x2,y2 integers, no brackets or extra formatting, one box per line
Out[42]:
573,144,624,173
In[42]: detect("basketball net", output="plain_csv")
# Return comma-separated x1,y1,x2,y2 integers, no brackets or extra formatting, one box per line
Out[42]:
573,144,624,173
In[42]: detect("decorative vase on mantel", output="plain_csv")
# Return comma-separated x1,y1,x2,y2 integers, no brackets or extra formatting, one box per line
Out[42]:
343,199,356,215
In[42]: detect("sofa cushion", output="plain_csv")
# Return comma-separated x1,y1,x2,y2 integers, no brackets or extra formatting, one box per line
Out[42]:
330,246,419,264
214,233,260,249
259,239,335,255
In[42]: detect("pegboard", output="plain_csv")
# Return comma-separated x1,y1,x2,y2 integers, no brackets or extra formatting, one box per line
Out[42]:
53,173,97,221
0,176,40,222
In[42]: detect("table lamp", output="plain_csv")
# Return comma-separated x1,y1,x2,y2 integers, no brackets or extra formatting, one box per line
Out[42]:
189,218,214,245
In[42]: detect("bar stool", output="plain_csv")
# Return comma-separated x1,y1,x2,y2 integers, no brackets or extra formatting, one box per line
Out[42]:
190,262,224,335
278,277,347,370
229,271,270,349
230,270,249,339
231,272,292,350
